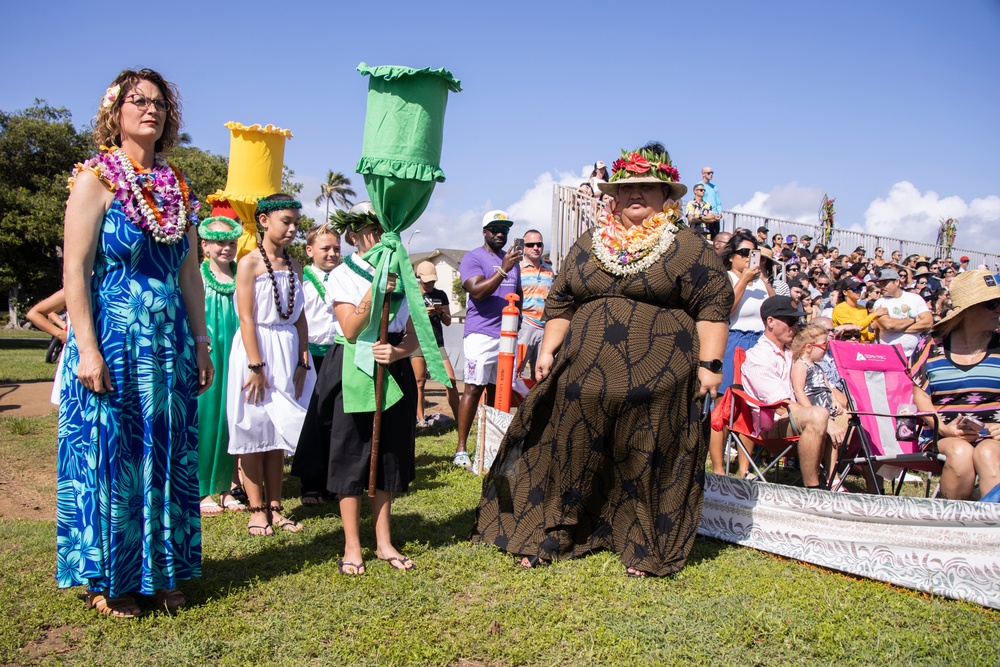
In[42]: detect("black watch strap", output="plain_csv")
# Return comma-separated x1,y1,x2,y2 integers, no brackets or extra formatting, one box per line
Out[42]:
699,359,723,373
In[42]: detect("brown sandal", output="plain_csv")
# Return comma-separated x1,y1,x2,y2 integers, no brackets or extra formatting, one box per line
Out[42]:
86,591,142,619
151,588,186,611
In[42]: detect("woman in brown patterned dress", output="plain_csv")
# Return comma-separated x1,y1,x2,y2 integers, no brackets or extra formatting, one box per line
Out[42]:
472,143,733,576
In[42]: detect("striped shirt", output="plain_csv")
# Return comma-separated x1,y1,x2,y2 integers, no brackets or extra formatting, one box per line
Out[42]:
916,332,1000,425
520,259,555,329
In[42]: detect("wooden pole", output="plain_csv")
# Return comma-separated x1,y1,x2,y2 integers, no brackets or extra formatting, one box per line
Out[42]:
368,273,397,498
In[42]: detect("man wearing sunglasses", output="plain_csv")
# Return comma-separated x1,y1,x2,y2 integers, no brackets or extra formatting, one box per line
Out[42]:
872,268,932,357
453,210,524,468
741,296,836,489
517,230,554,379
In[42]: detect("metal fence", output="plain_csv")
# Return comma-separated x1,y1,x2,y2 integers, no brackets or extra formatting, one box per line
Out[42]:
721,211,1000,269
549,184,1000,271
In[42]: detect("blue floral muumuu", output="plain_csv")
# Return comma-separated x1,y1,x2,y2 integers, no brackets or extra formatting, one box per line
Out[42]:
57,202,201,597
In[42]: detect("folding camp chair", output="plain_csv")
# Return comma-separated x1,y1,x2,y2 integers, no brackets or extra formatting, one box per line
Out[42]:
829,340,944,496
711,347,800,483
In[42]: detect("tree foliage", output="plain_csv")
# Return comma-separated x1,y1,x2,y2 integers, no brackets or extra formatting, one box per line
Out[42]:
0,101,92,305
315,170,356,223
167,145,228,219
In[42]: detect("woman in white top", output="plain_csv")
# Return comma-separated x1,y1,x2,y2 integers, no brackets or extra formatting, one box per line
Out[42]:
709,231,774,476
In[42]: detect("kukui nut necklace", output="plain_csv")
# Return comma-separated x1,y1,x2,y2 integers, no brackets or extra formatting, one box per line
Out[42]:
258,242,295,319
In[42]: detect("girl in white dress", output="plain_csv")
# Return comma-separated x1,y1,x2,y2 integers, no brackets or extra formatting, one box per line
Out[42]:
227,194,316,536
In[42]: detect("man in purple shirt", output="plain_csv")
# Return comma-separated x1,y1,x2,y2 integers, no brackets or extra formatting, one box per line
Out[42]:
453,210,523,468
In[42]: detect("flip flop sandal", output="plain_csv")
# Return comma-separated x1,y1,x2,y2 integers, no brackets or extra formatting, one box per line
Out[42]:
337,559,365,576
86,591,142,619
273,516,304,533
221,493,248,512
247,506,273,536
199,499,224,516
300,492,323,506
379,555,415,571
228,485,249,504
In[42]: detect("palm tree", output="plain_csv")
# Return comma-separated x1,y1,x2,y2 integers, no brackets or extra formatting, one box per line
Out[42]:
315,171,357,222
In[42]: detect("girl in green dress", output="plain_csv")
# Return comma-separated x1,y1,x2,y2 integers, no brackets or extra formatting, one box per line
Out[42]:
197,217,244,515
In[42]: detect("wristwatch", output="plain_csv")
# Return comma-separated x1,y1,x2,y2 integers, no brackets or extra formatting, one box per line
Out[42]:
699,359,724,373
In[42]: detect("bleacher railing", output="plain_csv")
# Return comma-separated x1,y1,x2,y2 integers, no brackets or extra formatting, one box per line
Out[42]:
550,184,1000,272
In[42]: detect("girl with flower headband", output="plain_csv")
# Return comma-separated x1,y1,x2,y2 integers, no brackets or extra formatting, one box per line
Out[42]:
196,217,247,516
472,142,734,578
226,194,315,536
296,202,419,575
58,68,211,618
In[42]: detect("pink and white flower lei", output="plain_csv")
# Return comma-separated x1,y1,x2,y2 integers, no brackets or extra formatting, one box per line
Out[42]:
71,147,198,244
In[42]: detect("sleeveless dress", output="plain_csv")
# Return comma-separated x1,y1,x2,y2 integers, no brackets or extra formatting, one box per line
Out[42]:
227,270,316,455
197,262,239,496
56,202,201,598
472,229,734,576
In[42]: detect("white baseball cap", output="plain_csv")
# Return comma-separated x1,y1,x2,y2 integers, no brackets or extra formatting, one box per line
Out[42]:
482,210,513,228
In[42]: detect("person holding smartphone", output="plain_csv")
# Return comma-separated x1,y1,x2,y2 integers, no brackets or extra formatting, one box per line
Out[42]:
912,269,1000,500
411,261,460,424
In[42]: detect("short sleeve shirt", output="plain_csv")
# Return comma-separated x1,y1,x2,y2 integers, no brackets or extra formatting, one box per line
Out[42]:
460,246,520,338
329,255,410,335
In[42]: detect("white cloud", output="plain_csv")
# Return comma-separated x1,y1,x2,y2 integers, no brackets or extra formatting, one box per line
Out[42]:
730,182,825,223
862,181,1000,253
405,165,590,254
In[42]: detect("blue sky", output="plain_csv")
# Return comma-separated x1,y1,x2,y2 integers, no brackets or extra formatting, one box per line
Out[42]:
2,0,998,256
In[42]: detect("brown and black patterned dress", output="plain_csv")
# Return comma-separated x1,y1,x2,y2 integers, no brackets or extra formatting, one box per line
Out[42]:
471,227,733,575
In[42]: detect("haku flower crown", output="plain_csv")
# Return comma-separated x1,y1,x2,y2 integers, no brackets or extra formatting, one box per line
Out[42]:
609,148,680,184
101,84,121,109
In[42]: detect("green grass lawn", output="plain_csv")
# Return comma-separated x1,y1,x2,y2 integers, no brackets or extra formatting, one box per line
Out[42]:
0,345,56,382
0,328,50,339
1,415,997,666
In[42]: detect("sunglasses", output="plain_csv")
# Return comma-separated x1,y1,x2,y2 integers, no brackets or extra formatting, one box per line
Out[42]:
809,342,829,350
485,226,510,235
125,94,170,112
817,282,830,288
982,299,1000,311
774,317,800,327
524,242,543,248
733,248,753,257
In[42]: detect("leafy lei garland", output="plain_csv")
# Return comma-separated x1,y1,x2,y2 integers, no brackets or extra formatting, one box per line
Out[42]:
70,146,198,244
302,264,329,301
591,204,683,276
201,260,237,295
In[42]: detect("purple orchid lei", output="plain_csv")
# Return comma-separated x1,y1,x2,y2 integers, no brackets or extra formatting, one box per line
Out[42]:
70,147,199,244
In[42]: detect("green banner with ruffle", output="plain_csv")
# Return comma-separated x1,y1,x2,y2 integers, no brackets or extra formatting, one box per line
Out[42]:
348,63,461,412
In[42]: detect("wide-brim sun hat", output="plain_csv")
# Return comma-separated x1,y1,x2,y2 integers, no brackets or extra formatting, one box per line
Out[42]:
934,269,1000,331
596,146,687,200
759,247,780,263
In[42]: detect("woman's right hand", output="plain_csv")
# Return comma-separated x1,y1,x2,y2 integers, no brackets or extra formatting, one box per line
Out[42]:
741,266,762,283
535,351,555,382
940,419,978,442
77,347,114,394
243,369,269,405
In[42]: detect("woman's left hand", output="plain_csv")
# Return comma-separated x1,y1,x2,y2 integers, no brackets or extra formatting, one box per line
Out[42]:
372,341,397,365
698,367,722,400
293,365,307,400
196,345,214,395
985,423,1000,440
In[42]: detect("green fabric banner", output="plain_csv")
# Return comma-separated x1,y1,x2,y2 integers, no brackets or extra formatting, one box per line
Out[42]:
349,62,462,411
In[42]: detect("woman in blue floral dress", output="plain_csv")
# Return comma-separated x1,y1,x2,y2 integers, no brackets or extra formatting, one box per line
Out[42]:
58,69,212,618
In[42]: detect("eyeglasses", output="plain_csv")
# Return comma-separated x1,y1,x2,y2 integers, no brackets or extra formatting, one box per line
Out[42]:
524,242,543,248
733,248,753,258
485,226,510,235
982,299,1000,311
125,94,170,112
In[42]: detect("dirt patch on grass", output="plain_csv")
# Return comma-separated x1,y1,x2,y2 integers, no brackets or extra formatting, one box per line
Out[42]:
0,381,56,418
17,624,86,664
0,436,57,521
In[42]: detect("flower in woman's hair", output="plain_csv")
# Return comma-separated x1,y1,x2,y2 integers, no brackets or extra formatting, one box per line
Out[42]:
658,163,680,181
101,84,121,109
625,152,650,173
611,158,628,173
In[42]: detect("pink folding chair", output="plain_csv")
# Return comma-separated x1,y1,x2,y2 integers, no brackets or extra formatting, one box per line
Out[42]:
829,340,943,495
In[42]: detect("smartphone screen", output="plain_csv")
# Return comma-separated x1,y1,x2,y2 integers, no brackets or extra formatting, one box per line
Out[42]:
513,238,524,253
